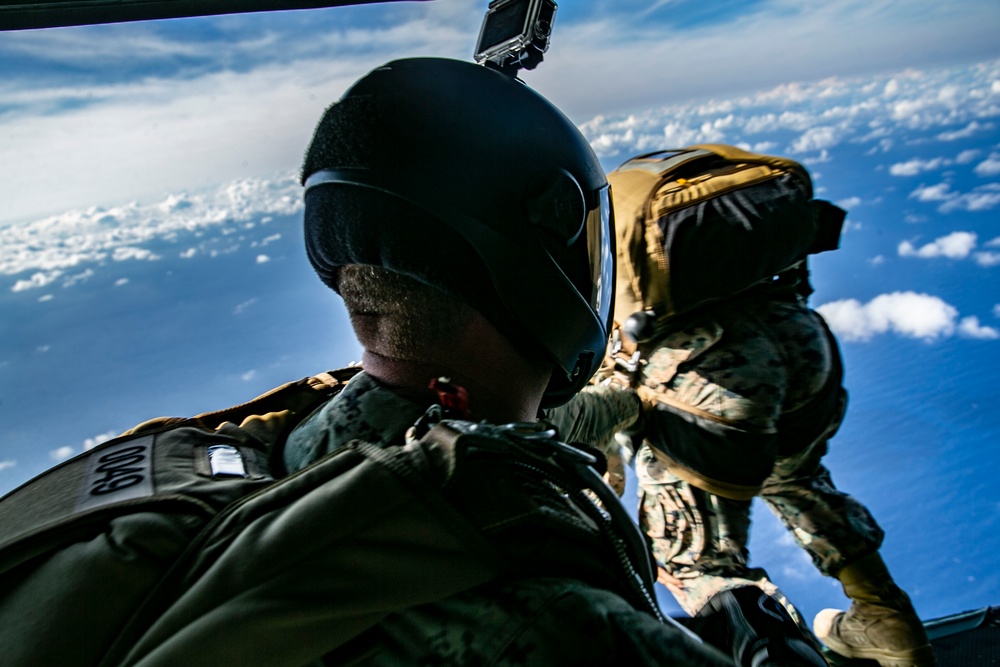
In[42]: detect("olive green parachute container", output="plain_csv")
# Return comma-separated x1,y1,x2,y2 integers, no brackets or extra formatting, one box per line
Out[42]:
0,368,664,666
609,144,846,329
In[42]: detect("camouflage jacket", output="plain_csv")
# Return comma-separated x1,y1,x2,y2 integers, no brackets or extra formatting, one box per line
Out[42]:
632,295,846,499
285,371,734,666
551,294,846,501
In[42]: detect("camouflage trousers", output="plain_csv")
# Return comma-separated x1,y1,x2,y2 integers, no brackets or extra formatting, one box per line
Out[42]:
635,432,884,628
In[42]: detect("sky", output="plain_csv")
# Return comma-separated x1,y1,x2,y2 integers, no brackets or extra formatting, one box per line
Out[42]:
2,0,999,627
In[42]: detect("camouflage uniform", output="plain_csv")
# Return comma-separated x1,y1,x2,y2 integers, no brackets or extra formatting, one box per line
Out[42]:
550,293,884,629
284,371,734,667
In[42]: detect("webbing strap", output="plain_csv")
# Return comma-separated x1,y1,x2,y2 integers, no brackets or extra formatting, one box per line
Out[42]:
616,148,716,177
0,371,352,575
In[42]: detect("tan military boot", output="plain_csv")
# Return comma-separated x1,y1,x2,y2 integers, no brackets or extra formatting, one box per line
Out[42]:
813,553,935,667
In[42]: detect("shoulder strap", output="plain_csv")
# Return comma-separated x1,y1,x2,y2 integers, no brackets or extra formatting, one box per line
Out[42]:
122,367,359,437
691,144,812,195
104,434,505,667
0,369,358,576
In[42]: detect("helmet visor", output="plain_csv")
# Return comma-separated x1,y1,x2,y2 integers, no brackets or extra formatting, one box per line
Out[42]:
585,184,615,336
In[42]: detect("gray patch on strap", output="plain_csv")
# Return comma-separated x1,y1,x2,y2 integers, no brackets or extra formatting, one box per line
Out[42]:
77,435,154,511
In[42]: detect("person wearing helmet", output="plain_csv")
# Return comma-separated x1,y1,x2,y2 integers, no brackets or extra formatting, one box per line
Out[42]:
284,56,736,666
547,268,936,666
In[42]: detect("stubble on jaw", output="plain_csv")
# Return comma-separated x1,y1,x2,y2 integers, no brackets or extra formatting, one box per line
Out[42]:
336,265,475,361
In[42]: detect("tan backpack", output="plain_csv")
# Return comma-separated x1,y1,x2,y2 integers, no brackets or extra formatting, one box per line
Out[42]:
609,144,845,331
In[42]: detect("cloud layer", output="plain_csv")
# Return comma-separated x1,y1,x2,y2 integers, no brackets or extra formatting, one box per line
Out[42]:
578,59,1000,169
2,0,999,224
1,175,301,291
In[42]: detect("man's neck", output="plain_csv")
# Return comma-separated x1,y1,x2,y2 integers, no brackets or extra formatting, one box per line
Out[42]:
360,345,547,424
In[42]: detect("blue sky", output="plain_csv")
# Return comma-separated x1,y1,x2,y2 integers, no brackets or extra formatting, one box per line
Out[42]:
2,0,999,625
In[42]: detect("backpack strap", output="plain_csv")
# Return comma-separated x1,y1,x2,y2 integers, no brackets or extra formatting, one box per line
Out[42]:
691,144,812,195
103,434,505,667
411,419,664,621
122,368,358,438
107,416,673,667
0,369,357,576
610,148,719,323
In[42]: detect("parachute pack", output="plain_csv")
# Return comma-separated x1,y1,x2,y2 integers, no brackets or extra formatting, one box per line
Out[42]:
609,144,846,331
0,368,662,667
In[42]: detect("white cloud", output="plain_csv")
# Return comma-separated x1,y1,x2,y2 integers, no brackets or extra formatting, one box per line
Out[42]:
987,237,1000,248
751,141,777,153
889,157,945,176
241,370,257,382
50,446,75,462
790,126,839,154
62,268,95,288
958,316,1000,339
974,154,1000,177
956,149,981,164
12,270,63,292
180,248,198,259
0,460,16,472
937,121,989,141
36,345,50,353
869,255,886,265
83,431,118,450
802,149,832,165
940,184,1000,213
47,432,118,462
891,98,930,123
837,196,861,209
817,292,959,342
974,252,1000,267
112,247,160,262
37,293,53,302
994,304,1000,318
898,231,977,259
234,298,258,315
115,278,130,286
908,182,1000,213
865,138,894,154
910,182,954,202
255,254,271,264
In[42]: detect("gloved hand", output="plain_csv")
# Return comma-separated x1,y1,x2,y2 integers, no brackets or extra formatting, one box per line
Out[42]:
543,383,644,497
603,447,626,496
593,327,643,390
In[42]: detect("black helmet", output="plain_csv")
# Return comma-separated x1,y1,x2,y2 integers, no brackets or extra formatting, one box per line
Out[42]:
301,58,613,407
